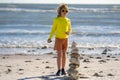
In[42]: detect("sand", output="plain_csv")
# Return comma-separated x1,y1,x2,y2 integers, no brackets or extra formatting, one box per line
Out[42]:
0,48,120,80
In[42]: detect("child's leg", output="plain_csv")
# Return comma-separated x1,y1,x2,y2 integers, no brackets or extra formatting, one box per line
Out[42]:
62,38,68,69
60,49,67,75
56,50,62,76
62,49,66,69
57,50,62,70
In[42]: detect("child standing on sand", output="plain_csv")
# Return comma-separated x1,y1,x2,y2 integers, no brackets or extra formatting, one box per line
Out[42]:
47,4,72,76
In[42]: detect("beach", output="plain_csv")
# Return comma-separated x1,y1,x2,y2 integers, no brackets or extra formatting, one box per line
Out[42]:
0,3,120,80
0,47,120,80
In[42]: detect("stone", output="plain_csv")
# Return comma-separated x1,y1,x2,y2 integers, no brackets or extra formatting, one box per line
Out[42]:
107,73,114,76
41,46,47,49
69,63,79,69
5,69,12,74
71,41,77,49
93,73,103,77
98,60,106,63
69,58,80,65
71,47,79,54
70,53,80,58
83,59,90,62
102,48,108,54
67,68,79,80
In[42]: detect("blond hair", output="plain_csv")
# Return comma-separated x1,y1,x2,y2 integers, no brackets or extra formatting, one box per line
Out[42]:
57,4,69,17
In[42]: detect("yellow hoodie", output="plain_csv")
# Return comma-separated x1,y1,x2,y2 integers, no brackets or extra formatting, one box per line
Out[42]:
49,17,72,39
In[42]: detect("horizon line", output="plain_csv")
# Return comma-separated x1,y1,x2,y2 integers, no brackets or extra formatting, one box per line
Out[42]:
0,2,120,5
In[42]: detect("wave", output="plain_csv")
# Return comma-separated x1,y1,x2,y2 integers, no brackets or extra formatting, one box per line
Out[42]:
0,40,119,48
0,29,120,37
0,30,49,35
69,7,107,12
1,6,120,13
69,6,120,13
0,8,55,12
72,32,120,37
112,6,120,11
0,24,51,27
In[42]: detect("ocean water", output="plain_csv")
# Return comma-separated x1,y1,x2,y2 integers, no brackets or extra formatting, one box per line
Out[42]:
0,4,120,53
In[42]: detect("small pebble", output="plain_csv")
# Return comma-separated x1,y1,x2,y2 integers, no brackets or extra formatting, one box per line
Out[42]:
25,60,32,62
5,69,12,74
41,46,47,49
93,73,103,77
107,73,114,76
18,69,24,71
98,60,106,63
83,59,90,62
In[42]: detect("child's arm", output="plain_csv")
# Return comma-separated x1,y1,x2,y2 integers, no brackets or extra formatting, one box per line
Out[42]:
49,19,57,39
66,19,72,35
69,19,72,34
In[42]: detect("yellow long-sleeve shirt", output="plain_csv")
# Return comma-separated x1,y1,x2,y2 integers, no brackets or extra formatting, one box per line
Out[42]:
49,17,72,39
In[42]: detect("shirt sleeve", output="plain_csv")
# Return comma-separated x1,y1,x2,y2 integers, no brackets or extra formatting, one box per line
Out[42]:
68,19,72,34
49,18,57,39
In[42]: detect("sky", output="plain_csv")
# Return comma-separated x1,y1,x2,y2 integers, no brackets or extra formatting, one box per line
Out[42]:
0,0,120,4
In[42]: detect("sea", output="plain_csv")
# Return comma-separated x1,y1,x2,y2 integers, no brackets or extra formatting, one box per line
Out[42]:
0,4,120,54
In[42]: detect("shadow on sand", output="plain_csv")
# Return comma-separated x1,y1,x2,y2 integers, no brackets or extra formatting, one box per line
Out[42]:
18,74,67,80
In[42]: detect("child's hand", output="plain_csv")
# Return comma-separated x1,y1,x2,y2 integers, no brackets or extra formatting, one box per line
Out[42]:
65,31,70,35
47,39,52,43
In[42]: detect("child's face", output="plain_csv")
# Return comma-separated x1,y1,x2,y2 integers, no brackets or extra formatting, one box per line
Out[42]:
61,8,68,17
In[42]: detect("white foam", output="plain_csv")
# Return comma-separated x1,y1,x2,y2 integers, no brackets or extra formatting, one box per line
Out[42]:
0,29,49,34
0,8,55,12
69,7,110,13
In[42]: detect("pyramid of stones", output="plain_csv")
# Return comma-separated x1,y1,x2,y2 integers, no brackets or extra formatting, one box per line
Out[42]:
67,41,80,80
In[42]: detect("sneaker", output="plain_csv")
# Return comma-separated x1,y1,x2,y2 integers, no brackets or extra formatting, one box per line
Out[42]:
61,68,66,75
56,70,61,76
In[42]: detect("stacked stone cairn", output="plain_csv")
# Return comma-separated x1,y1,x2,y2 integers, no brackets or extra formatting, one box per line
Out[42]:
67,41,80,80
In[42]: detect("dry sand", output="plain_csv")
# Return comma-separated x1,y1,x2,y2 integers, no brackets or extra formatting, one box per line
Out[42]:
0,51,120,80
